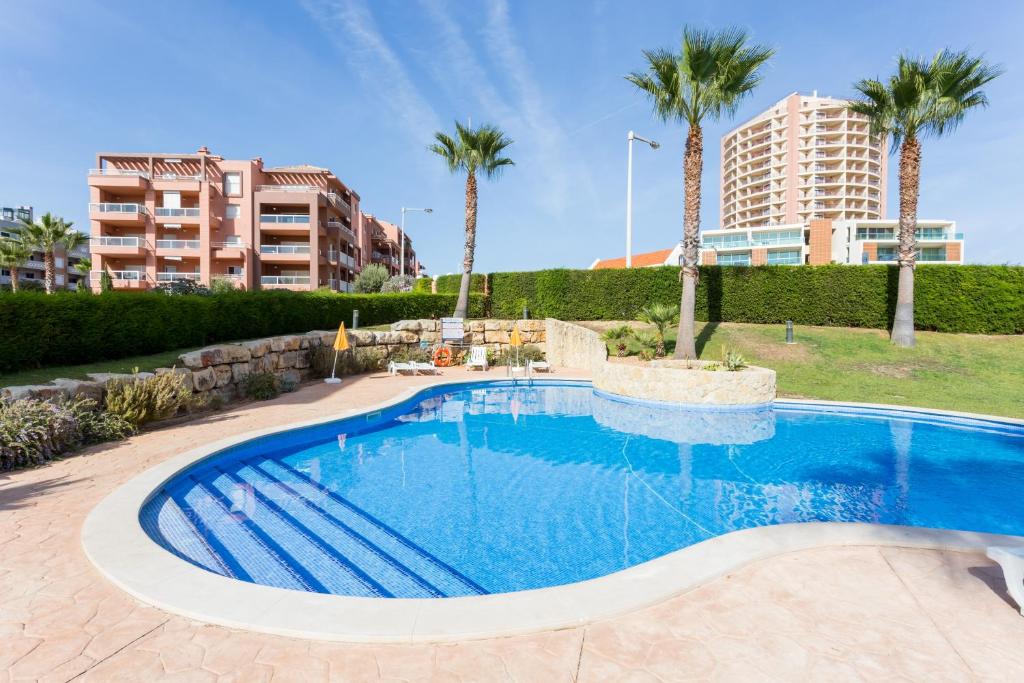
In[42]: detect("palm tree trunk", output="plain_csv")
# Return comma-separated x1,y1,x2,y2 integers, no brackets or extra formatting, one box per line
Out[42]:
10,266,19,293
673,125,703,359
891,136,921,348
454,171,478,319
44,251,56,294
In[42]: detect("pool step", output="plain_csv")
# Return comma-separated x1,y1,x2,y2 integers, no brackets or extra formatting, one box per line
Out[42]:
227,464,443,598
253,458,487,596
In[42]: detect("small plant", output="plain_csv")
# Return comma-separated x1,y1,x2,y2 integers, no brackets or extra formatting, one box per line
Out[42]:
311,344,384,377
0,399,80,470
390,346,432,364
105,369,192,427
244,372,280,401
210,277,238,295
153,279,212,296
490,344,545,367
602,325,632,357
61,398,136,444
722,346,747,372
637,303,679,358
637,348,655,361
702,361,722,372
632,330,658,359
353,263,390,293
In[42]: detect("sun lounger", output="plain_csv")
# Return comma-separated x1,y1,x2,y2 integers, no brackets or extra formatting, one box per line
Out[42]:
411,361,439,375
528,360,551,373
987,546,1024,615
466,346,488,371
388,361,417,376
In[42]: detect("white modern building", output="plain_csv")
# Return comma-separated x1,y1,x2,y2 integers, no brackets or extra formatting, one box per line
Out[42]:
1,205,90,289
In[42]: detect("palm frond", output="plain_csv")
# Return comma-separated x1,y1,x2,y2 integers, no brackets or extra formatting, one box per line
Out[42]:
429,121,514,180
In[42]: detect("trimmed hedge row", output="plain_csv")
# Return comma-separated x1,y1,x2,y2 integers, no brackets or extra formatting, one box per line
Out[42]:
434,273,487,295
490,265,1024,334
0,291,483,373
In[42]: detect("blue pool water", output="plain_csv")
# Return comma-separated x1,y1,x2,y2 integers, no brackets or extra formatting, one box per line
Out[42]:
140,381,1024,598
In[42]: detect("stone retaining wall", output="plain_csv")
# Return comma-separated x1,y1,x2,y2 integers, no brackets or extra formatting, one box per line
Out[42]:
594,358,776,406
544,318,607,370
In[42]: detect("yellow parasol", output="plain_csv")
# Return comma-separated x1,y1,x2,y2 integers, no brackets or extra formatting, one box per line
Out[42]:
325,322,349,384
509,324,523,347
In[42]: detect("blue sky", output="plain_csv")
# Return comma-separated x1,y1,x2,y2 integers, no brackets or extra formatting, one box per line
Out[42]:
0,0,1020,273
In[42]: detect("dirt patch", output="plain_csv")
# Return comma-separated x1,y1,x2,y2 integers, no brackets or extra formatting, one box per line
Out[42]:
745,342,813,363
866,364,915,379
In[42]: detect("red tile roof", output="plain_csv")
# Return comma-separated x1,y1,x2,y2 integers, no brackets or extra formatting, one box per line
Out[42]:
592,248,673,270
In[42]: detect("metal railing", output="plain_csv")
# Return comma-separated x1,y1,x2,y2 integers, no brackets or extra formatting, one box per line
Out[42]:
154,172,202,181
90,202,148,215
261,275,310,285
155,239,200,249
89,168,149,179
255,184,319,193
259,214,309,224
259,244,310,254
156,272,199,282
93,236,144,247
325,192,351,213
92,270,147,281
213,240,247,248
155,207,200,217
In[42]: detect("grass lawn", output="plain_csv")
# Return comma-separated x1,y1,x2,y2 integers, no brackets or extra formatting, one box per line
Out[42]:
587,321,1024,419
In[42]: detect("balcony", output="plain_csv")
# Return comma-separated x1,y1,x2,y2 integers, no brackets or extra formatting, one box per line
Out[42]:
156,272,200,282
89,203,148,225
152,173,202,192
259,213,313,235
212,240,247,260
325,192,352,216
259,244,310,263
155,239,200,254
155,207,201,226
88,168,150,191
326,220,356,242
256,184,320,193
91,236,147,257
91,270,149,289
260,275,311,289
260,214,309,224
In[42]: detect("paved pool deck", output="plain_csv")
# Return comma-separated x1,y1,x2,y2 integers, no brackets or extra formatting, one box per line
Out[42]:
2,367,1023,681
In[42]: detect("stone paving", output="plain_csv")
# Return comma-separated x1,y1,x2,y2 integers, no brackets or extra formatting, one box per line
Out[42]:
2,368,1023,681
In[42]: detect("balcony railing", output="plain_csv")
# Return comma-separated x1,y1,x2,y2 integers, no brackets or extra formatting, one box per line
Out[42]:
156,272,200,282
90,202,148,215
255,184,319,193
92,270,147,281
213,240,247,248
261,276,310,285
325,192,352,213
155,207,200,217
260,244,310,254
155,239,200,249
93,236,144,247
89,168,149,179
154,172,202,181
260,214,309,224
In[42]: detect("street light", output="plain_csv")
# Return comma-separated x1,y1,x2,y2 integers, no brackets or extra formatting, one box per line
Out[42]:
625,130,659,268
400,207,432,277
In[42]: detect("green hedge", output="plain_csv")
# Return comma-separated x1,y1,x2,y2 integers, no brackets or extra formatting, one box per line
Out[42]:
433,273,487,295
0,291,483,373
491,265,1024,334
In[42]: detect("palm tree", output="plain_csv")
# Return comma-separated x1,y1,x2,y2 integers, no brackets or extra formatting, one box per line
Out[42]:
0,237,32,293
628,27,773,359
849,50,1002,347
429,122,514,319
73,257,92,291
18,213,86,294
638,303,680,358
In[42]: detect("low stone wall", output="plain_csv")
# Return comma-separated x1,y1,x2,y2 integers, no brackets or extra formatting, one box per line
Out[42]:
594,359,776,406
390,318,546,350
544,318,607,370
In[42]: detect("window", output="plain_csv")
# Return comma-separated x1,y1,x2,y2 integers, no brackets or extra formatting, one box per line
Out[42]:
702,233,749,249
856,227,895,240
56,274,65,285
876,246,898,262
1,208,12,221
919,247,947,262
55,257,64,268
225,204,241,219
717,252,752,266
752,230,802,246
767,249,802,265
226,265,244,275
224,172,242,196
916,227,947,240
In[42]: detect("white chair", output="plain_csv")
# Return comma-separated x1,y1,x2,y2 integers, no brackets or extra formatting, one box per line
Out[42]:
528,359,551,373
507,363,527,379
411,361,439,375
987,546,1024,615
466,346,488,371
388,360,416,376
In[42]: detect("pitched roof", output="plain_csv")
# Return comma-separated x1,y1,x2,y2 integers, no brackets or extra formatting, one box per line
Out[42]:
263,164,331,173
591,248,674,270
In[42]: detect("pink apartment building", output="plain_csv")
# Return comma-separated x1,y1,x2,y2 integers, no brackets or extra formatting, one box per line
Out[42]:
88,147,363,292
721,92,888,230
362,215,423,278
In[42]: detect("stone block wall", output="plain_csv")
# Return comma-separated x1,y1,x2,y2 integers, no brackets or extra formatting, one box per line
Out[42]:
544,318,607,370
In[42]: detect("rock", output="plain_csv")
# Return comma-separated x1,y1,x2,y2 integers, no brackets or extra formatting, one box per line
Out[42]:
179,345,250,368
270,335,303,352
484,320,502,331
274,369,302,385
1,384,67,402
391,320,423,333
305,331,335,348
51,378,105,402
278,351,298,369
294,351,311,369
519,320,546,332
87,372,153,385
471,332,485,344
240,338,273,358
419,331,439,343
154,367,193,392
250,355,274,374
348,330,377,346
192,367,217,392
214,385,237,403
214,365,233,388
231,362,251,383
484,330,510,344
375,331,417,345
469,320,485,332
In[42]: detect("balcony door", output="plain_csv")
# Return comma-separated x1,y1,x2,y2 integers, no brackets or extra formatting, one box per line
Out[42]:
164,191,181,209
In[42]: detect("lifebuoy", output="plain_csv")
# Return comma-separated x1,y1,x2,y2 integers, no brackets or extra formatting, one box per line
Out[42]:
432,346,454,367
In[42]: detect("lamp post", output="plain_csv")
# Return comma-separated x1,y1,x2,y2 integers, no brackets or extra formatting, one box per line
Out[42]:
400,207,432,277
625,131,659,268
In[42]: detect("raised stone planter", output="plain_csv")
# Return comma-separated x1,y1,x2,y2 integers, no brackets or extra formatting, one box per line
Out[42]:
594,358,775,406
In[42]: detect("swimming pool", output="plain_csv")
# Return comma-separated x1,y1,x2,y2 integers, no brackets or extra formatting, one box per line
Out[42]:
139,381,1024,599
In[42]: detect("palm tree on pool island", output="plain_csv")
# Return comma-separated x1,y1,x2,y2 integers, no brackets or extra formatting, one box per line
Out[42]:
18,212,86,294
628,27,773,359
429,121,514,319
849,50,1002,347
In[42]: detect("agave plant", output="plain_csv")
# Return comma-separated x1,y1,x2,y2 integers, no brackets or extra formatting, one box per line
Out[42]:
602,324,633,357
637,303,679,358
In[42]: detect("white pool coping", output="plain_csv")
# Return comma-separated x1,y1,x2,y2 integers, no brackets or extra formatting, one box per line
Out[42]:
82,379,1024,642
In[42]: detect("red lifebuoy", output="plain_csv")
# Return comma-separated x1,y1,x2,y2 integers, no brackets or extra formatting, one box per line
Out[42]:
432,346,454,367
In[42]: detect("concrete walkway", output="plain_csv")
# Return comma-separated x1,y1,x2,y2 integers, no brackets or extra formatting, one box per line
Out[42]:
2,368,1022,681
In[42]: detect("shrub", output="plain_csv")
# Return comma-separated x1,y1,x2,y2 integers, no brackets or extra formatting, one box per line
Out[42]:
210,277,239,295
638,303,679,358
389,346,432,363
244,372,280,400
62,398,136,444
0,399,80,470
413,277,433,293
489,344,545,367
632,330,658,356
602,325,632,357
353,264,390,293
488,265,1024,334
0,291,483,373
434,273,487,295
381,274,416,293
722,347,747,372
105,370,192,427
154,279,211,296
310,345,385,377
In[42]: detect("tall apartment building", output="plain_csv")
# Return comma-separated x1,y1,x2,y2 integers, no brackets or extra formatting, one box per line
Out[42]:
361,214,423,278
721,92,888,230
88,148,362,292
1,205,90,290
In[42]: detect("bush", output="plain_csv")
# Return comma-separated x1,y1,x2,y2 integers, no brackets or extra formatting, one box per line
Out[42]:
105,370,193,427
381,274,416,293
62,398,136,444
244,372,280,401
353,264,390,293
0,290,483,373
434,273,487,295
210,277,239,295
154,279,211,296
389,346,432,363
0,399,80,470
488,265,1024,334
310,345,385,377
489,344,545,367
413,277,433,293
